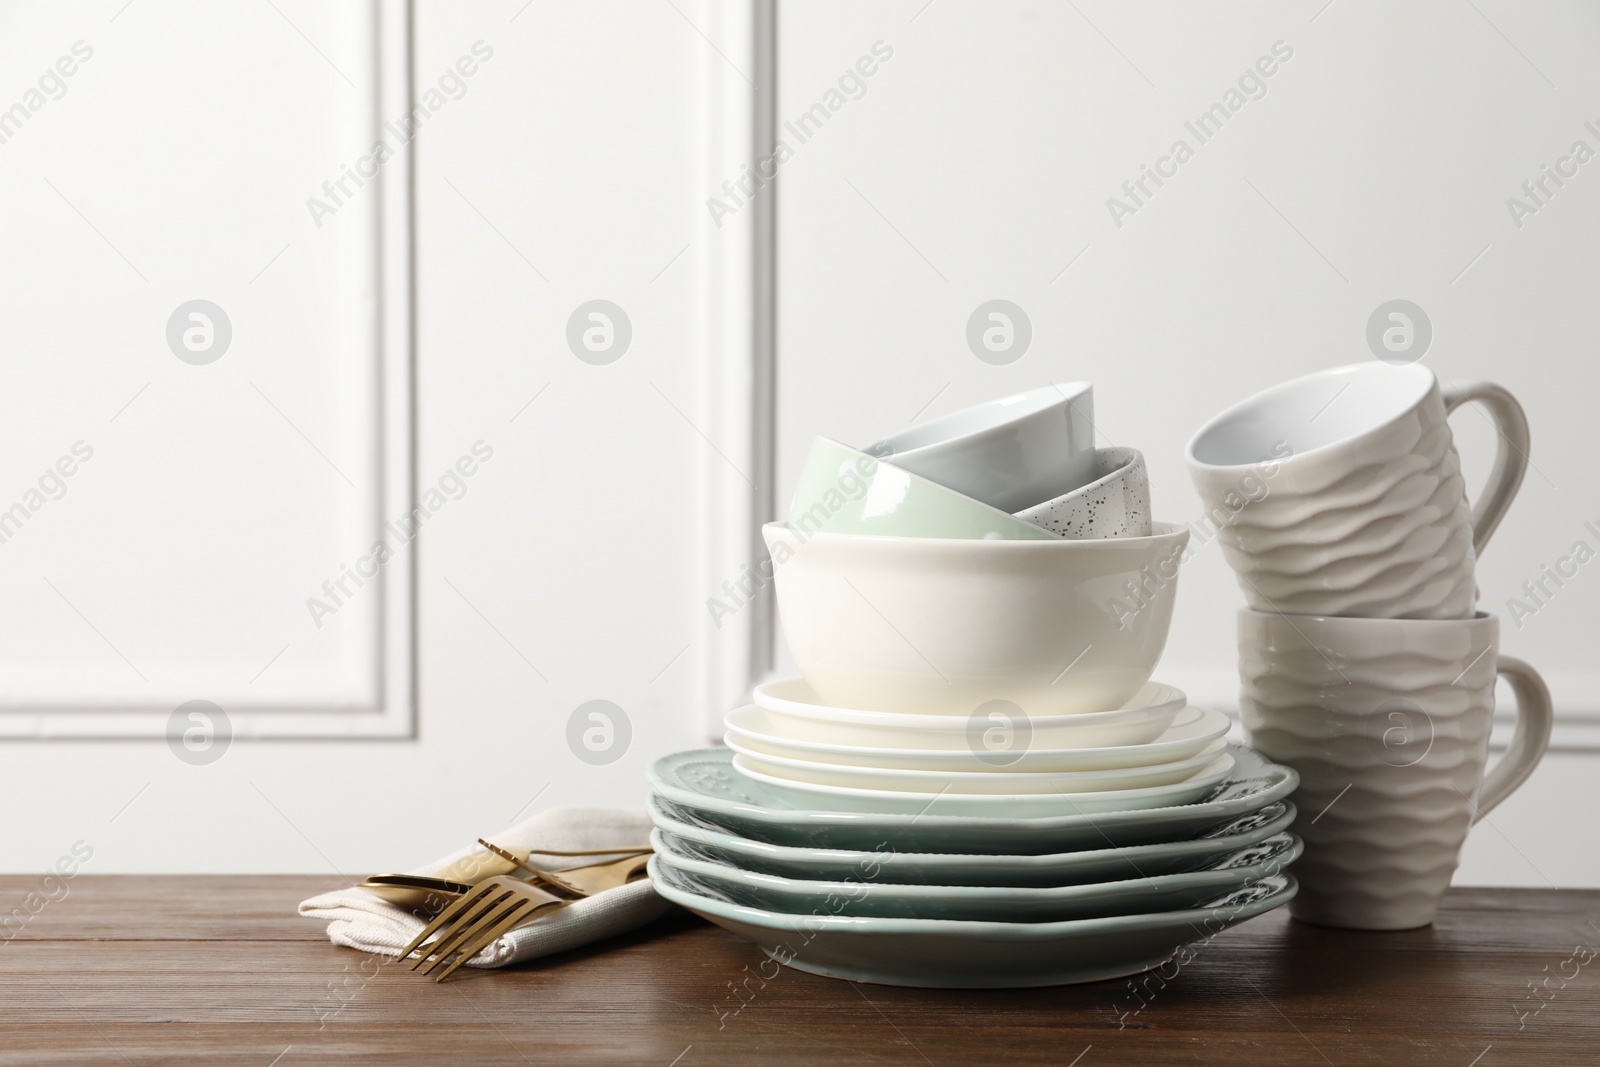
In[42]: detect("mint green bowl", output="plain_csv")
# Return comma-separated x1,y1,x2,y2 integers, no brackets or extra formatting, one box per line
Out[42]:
789,437,1057,540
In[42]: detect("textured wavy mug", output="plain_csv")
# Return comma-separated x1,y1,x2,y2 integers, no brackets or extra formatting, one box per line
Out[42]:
1238,610,1551,930
1187,362,1529,618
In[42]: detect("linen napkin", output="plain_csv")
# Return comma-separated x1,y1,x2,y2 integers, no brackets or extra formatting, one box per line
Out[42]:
299,806,671,969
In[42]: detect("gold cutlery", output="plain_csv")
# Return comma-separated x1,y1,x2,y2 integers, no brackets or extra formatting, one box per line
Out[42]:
390,845,654,979
518,845,653,857
357,874,473,915
396,877,570,980
475,839,651,899
432,840,652,886
361,839,653,915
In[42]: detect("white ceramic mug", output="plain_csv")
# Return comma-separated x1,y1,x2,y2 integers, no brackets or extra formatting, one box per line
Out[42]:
1238,609,1552,930
1186,362,1529,619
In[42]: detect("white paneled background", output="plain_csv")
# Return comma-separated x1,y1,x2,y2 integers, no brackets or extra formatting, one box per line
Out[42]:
0,1,398,725
0,0,712,872
0,0,1596,891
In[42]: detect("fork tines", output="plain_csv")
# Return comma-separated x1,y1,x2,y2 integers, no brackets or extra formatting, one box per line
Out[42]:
395,876,567,981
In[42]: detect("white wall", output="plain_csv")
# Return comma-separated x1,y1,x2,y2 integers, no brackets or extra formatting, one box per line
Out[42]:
0,0,712,875
771,1,1600,887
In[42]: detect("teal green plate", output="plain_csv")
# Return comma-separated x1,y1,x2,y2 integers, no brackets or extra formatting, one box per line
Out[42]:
653,827,1300,922
646,744,1297,854
647,794,1296,887
650,857,1298,988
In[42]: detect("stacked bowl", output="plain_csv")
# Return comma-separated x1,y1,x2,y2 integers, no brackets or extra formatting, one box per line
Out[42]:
649,385,1302,987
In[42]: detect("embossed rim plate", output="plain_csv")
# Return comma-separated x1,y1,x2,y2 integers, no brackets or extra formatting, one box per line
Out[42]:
645,744,1298,853
646,794,1297,886
649,857,1298,988
652,827,1302,922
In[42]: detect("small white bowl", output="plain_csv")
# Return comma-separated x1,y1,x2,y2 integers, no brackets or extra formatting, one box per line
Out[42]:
731,752,1237,817
751,678,1189,749
865,382,1095,512
1015,447,1151,540
728,737,1229,795
724,703,1230,773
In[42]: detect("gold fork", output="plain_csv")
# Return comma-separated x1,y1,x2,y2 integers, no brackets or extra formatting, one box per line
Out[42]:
397,876,568,981
397,850,652,981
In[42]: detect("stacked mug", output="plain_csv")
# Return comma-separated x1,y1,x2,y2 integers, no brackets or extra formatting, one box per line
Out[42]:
1186,361,1553,930
646,385,1307,987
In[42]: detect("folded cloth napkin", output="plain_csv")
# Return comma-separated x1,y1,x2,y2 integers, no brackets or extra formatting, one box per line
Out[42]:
299,806,671,969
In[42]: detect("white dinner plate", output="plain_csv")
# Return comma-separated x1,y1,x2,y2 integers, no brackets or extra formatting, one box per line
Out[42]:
753,678,1188,750
727,735,1229,795
732,751,1234,817
725,703,1231,774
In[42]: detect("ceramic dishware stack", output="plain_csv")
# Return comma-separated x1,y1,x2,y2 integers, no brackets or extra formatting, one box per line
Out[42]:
649,385,1302,987
1187,361,1553,930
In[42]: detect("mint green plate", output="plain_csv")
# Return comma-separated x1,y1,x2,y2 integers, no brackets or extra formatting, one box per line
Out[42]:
647,794,1296,887
653,827,1301,922
646,744,1297,854
650,857,1298,988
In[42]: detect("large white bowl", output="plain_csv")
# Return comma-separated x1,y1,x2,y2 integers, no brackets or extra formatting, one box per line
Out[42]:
725,702,1229,772
764,521,1190,715
751,678,1189,749
731,752,1236,817
864,382,1095,512
728,737,1230,795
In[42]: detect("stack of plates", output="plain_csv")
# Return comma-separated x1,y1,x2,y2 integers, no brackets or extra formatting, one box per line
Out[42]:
647,682,1301,988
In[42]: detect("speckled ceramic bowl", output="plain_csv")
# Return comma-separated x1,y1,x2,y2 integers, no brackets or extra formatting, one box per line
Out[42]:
1015,447,1150,539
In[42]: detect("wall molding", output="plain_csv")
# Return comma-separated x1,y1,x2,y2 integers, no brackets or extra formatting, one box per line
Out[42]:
0,2,415,740
696,0,776,740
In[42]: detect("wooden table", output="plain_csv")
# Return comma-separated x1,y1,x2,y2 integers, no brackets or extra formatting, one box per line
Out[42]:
2,877,1595,1065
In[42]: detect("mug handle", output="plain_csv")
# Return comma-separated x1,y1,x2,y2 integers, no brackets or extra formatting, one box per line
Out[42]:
1473,655,1553,822
1442,381,1530,555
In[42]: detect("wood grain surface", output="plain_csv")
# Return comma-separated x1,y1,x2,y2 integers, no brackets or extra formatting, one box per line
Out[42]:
0,876,1594,1065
